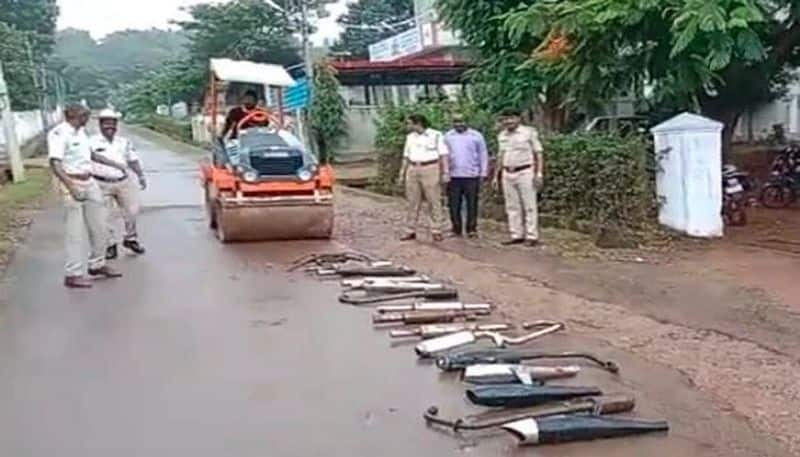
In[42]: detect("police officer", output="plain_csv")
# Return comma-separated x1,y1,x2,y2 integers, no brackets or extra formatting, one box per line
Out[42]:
49,104,124,288
493,109,544,246
90,109,147,260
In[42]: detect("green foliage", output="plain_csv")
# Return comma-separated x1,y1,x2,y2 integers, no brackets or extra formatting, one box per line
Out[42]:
0,0,58,110
331,0,414,58
539,133,657,231
500,0,800,142
308,61,347,164
372,102,657,233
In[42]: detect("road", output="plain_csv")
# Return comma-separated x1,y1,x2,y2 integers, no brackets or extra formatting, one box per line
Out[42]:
0,127,755,456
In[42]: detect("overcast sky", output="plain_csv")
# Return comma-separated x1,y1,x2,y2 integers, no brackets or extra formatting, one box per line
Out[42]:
56,0,350,45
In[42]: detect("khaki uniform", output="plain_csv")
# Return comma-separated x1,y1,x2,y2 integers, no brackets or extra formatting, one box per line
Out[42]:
48,122,108,277
403,128,448,235
498,125,544,241
90,134,141,245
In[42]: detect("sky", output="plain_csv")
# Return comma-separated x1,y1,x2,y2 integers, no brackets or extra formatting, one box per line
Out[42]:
56,0,351,45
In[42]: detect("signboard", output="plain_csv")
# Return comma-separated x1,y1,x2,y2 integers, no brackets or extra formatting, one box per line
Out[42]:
284,78,310,110
368,27,423,62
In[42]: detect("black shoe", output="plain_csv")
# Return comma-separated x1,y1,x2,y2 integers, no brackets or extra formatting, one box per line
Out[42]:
88,266,123,278
525,239,540,247
105,244,118,260
502,239,525,246
123,239,146,255
400,233,417,241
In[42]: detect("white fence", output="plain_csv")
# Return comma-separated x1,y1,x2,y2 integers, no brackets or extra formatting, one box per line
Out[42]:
0,108,62,162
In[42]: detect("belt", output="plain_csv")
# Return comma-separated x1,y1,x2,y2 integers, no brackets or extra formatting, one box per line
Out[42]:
66,173,92,181
409,159,440,167
503,164,533,173
92,174,126,183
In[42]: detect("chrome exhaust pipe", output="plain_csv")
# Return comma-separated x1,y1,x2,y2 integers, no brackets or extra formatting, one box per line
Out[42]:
362,282,447,293
340,288,459,305
435,349,620,374
501,415,669,445
389,323,511,339
415,321,565,358
463,364,581,385
424,395,635,431
377,302,492,314
341,276,430,289
373,309,489,325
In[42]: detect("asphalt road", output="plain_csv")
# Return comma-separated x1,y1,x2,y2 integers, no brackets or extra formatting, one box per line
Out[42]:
0,128,702,456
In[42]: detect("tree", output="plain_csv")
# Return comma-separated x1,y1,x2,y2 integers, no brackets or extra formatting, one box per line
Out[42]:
502,0,800,151
436,0,574,130
0,0,58,109
331,0,414,58
308,60,347,163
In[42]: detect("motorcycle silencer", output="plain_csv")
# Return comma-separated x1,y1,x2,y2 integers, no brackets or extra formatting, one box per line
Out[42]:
467,384,603,408
501,415,669,446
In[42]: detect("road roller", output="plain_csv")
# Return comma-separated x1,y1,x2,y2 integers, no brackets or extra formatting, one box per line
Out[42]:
199,58,334,242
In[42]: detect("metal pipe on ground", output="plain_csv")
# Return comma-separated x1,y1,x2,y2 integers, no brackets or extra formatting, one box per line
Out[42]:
501,415,669,446
435,350,620,373
415,321,565,358
389,323,511,339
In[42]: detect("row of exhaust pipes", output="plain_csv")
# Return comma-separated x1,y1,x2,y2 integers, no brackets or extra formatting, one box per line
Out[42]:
291,252,669,447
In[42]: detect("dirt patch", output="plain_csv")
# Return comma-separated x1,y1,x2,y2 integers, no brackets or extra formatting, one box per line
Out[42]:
334,187,800,456
0,168,53,275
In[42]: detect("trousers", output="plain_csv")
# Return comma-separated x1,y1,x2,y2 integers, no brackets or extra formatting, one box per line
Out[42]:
61,179,107,277
405,163,444,235
447,177,481,234
502,168,539,240
99,176,140,244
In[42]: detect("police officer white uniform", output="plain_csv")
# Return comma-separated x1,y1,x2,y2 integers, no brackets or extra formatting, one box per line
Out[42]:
48,105,123,288
90,109,146,259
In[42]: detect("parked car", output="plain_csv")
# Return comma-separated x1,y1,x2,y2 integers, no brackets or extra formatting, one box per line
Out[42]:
581,115,651,136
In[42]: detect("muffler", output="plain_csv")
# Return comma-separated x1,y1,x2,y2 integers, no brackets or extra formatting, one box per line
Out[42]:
341,276,430,289
389,323,511,339
362,283,448,293
424,394,635,431
321,265,416,277
288,252,375,272
373,310,489,325
340,288,458,305
377,302,492,314
501,415,669,445
415,321,565,358
463,364,581,385
466,384,602,407
435,349,620,373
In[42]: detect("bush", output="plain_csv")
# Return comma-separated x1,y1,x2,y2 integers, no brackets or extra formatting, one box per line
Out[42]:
139,115,193,143
372,102,657,235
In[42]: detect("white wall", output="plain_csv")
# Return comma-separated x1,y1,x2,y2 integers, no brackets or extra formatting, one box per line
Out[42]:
0,108,62,161
734,81,800,141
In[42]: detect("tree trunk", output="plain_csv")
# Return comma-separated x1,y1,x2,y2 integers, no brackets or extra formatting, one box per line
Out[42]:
700,104,743,162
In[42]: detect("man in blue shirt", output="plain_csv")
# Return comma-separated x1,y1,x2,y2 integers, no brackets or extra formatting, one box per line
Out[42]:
444,113,489,237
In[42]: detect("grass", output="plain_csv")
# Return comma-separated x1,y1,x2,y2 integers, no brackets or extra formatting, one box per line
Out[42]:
0,168,52,269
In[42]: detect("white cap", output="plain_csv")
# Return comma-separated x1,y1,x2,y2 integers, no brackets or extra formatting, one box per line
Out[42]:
98,108,121,120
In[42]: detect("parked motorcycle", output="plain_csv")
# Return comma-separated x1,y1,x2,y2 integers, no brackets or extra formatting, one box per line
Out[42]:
760,144,800,209
722,164,750,226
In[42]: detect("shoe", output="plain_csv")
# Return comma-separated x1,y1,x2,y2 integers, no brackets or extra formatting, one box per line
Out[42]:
64,276,92,289
88,266,123,278
448,231,463,238
526,239,540,247
400,233,417,241
123,239,146,255
105,244,118,260
432,233,444,242
501,239,525,246
467,232,479,239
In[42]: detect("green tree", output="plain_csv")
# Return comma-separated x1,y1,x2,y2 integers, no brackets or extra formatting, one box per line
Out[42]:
331,0,414,58
502,0,800,151
308,60,347,163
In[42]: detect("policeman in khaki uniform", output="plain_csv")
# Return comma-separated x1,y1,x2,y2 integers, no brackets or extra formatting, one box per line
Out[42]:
399,114,450,242
48,105,124,288
493,109,544,246
90,109,147,260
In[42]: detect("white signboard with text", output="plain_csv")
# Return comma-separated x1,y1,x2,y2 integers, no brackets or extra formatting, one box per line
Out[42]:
368,28,423,62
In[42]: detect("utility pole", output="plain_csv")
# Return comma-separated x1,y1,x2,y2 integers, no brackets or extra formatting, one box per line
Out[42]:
0,62,26,183
299,0,314,82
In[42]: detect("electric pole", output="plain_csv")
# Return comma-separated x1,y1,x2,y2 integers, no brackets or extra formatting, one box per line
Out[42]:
0,62,26,183
299,0,314,82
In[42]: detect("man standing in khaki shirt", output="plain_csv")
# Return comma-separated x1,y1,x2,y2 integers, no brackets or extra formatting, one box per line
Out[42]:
493,109,544,246
399,114,449,242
